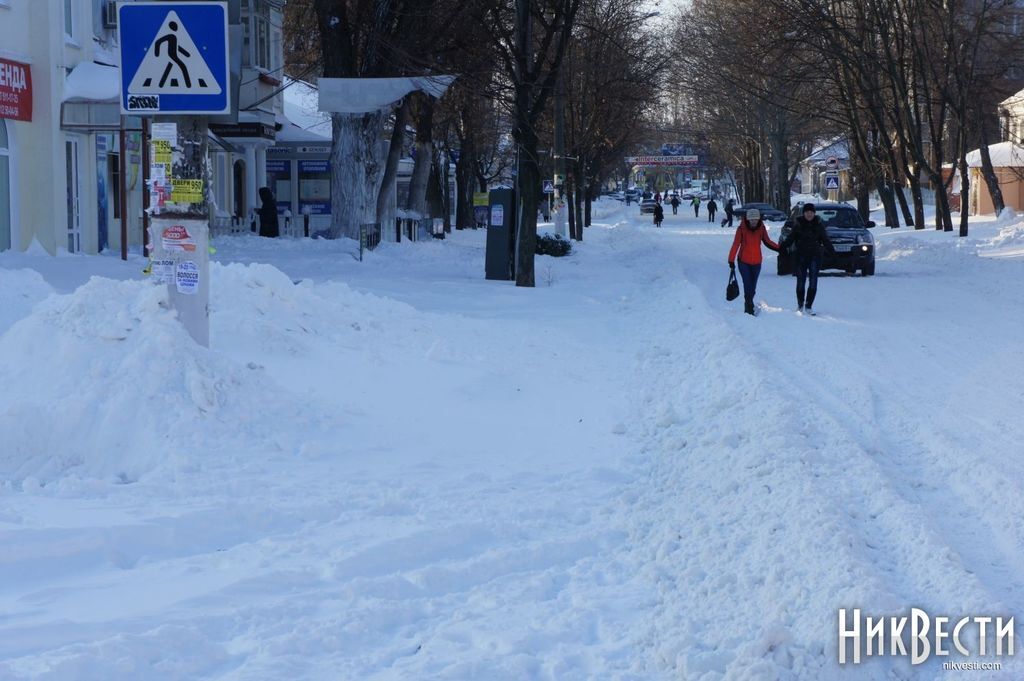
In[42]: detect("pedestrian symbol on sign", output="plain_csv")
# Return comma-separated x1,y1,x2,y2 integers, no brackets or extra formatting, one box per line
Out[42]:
128,11,222,96
543,179,555,194
824,175,840,190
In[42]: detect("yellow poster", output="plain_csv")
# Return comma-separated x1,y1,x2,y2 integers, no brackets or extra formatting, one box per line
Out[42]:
152,140,172,165
171,179,204,204
473,192,489,207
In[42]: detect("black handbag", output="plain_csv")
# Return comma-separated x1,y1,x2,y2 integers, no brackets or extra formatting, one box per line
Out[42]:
726,269,740,301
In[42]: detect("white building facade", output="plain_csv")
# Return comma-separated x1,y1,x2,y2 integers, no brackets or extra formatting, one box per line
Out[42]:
0,0,287,255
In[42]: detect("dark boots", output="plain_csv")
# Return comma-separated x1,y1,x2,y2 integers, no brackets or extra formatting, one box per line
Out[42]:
744,299,755,315
806,287,817,312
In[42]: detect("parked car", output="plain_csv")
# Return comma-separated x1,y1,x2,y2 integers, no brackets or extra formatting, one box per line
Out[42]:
639,198,658,214
776,202,876,276
735,202,787,221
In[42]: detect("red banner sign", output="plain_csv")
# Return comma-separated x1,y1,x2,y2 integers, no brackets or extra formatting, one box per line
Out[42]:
0,57,32,122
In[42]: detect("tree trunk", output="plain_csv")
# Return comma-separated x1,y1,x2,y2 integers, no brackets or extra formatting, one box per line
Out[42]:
455,136,476,229
406,96,435,215
876,180,898,228
907,175,925,230
584,183,592,228
330,111,387,239
566,177,577,240
856,181,870,223
894,183,913,227
515,130,540,287
977,124,1004,216
377,98,410,227
958,154,970,237
929,172,953,232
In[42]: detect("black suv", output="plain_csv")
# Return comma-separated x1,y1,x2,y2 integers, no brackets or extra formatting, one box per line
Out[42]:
777,202,876,276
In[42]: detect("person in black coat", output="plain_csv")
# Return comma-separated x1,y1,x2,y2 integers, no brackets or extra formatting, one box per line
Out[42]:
779,203,835,314
670,195,681,214
653,202,665,227
707,198,718,223
722,198,735,227
258,186,279,238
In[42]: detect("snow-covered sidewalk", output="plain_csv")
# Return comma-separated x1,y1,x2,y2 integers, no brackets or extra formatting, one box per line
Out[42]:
1,201,1023,679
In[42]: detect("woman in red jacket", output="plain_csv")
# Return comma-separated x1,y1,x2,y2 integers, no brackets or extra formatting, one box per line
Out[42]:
728,208,781,315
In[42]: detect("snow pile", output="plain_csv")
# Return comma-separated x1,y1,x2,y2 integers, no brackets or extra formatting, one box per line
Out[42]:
0,268,54,334
211,261,445,358
976,211,1024,256
591,197,627,223
0,275,317,486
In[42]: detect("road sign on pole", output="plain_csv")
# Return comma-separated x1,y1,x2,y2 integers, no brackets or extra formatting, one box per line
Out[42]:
542,179,554,194
119,2,230,115
824,174,840,190
825,155,839,170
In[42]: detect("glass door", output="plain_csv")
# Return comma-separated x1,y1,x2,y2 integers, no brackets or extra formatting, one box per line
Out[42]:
66,138,81,252
0,120,10,251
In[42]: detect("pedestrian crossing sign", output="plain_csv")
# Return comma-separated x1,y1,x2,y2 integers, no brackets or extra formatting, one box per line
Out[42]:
119,2,230,115
824,174,840,190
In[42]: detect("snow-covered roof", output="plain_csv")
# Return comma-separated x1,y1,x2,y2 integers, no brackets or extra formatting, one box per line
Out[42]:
966,141,1024,168
1000,87,1024,112
802,138,849,164
63,62,119,103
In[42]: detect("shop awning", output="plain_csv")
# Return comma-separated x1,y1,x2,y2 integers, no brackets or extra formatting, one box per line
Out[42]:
318,76,455,114
61,61,122,130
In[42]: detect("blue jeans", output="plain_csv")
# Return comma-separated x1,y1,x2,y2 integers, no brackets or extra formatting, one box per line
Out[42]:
795,256,821,307
737,261,761,305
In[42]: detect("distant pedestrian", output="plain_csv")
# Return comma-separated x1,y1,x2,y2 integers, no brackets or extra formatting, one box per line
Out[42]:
728,208,781,316
722,198,735,228
625,192,632,206
778,202,835,315
707,198,718,223
654,191,662,204
691,195,701,217
670,195,681,215
258,186,279,238
653,202,664,228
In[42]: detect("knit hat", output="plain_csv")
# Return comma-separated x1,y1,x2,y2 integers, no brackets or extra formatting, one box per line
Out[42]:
746,208,760,221
802,203,816,213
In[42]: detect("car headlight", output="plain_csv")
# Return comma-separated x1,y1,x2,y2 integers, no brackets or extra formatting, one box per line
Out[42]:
856,234,873,246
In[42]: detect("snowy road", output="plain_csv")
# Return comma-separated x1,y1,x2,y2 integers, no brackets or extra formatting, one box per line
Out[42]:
1,201,1023,679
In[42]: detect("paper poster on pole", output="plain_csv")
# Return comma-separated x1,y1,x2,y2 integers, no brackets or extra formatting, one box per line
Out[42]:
151,258,175,284
490,205,504,227
161,224,197,251
151,122,177,143
175,260,200,295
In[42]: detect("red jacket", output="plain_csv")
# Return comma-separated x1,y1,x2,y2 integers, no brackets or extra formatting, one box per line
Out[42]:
729,220,780,266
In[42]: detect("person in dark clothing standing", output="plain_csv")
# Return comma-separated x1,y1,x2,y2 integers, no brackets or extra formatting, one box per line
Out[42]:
707,198,718,223
728,208,781,315
258,187,279,238
670,195,681,215
722,198,735,227
653,201,665,227
779,203,835,315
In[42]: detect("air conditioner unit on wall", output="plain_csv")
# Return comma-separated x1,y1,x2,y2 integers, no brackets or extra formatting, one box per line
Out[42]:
102,1,118,29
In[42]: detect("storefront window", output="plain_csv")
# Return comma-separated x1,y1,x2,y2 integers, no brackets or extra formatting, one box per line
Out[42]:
298,160,330,215
266,159,291,213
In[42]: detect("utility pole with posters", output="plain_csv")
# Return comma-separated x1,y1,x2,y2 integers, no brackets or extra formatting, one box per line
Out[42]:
119,1,233,347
